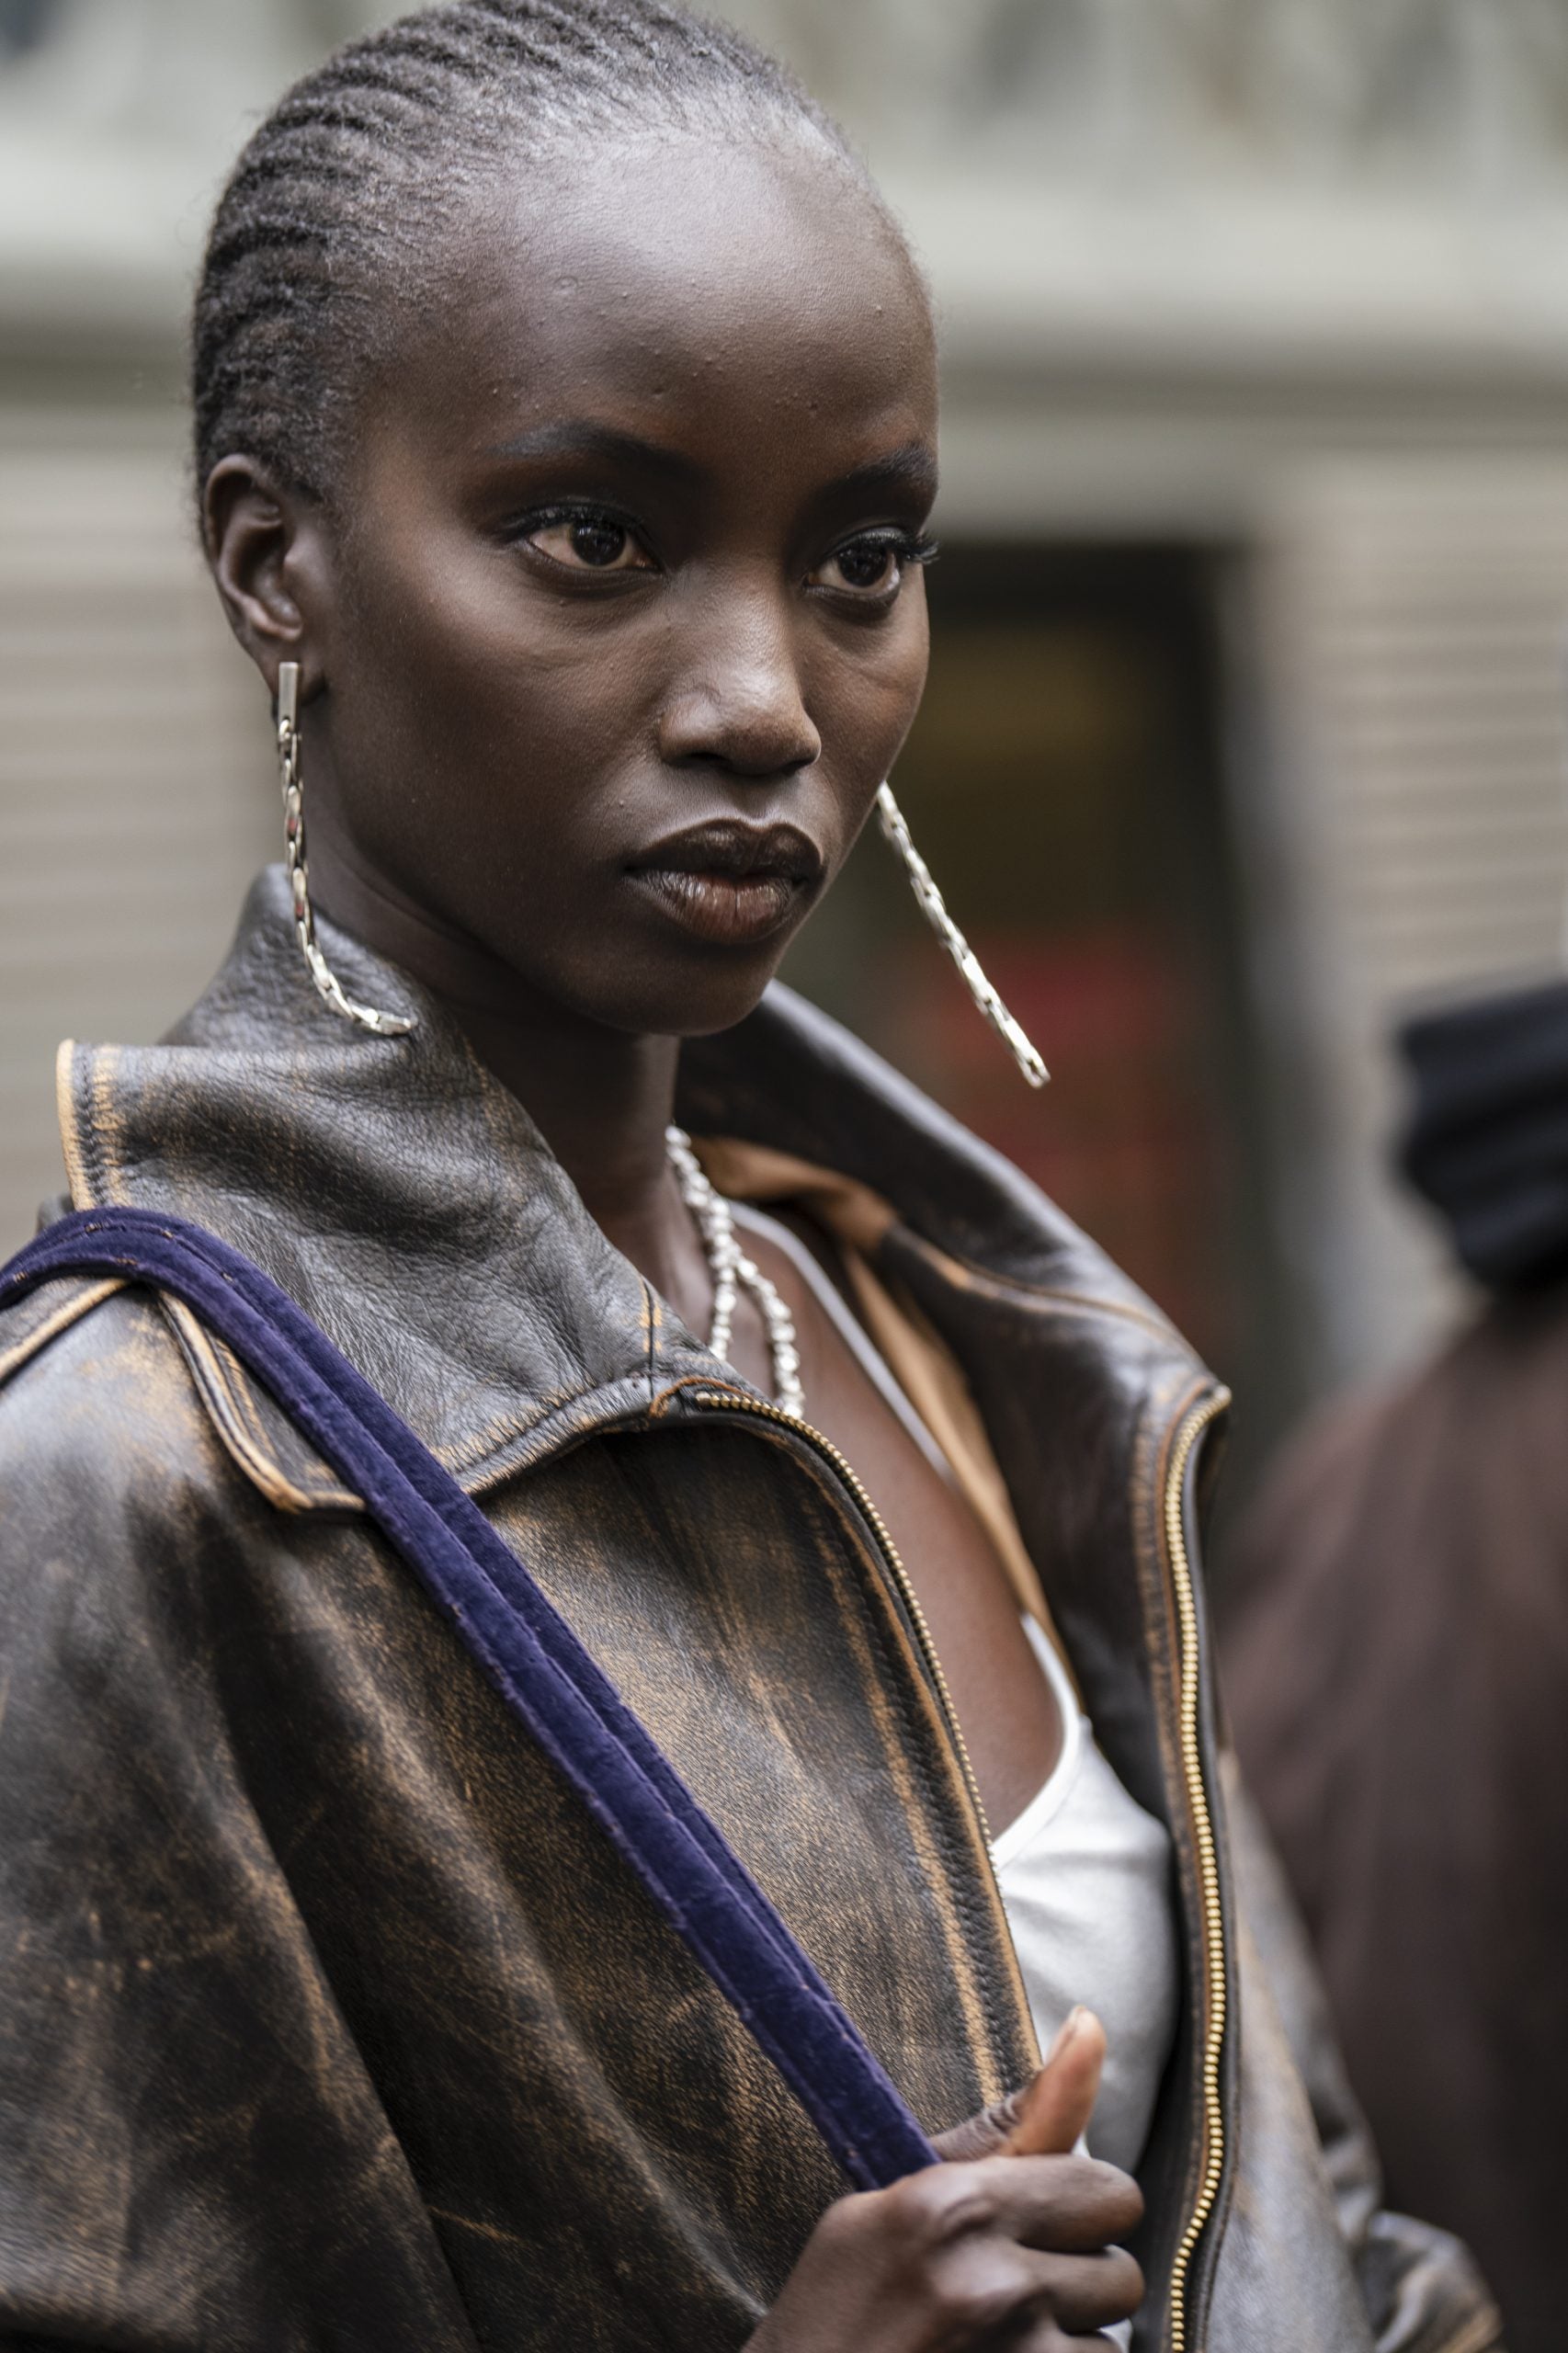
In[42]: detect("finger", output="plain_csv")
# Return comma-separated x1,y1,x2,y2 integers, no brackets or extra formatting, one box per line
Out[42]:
1017,2245,1144,2332
926,2239,1142,2341
913,2153,1143,2255
934,2009,1108,2165
997,2330,1119,2352
933,2090,1027,2163
1004,2008,1107,2156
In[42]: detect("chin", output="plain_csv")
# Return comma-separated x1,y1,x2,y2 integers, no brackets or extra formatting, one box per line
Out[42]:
574,951,787,1042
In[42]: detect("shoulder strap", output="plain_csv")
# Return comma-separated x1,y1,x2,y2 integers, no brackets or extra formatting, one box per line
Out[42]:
1,1207,938,2193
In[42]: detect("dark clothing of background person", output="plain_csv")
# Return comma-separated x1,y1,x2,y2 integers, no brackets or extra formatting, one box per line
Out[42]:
1221,975,1568,2353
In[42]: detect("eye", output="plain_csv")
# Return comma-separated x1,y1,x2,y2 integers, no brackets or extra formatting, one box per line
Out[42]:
811,529,937,598
522,508,657,573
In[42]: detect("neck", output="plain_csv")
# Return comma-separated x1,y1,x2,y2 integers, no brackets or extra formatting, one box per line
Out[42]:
460,995,681,1236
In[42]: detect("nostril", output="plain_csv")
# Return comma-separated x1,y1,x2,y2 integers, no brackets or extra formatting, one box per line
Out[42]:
657,679,822,778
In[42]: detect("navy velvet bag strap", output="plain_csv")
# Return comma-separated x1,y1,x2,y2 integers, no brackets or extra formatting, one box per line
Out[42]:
0,1206,938,2192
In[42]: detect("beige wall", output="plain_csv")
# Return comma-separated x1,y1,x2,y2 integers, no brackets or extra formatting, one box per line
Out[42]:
0,409,272,1253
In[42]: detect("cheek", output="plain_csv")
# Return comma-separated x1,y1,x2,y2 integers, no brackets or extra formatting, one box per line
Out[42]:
331,538,657,871
812,593,930,821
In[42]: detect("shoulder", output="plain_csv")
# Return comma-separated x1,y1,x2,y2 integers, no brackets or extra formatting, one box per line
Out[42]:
0,1279,242,1540
0,1271,361,1519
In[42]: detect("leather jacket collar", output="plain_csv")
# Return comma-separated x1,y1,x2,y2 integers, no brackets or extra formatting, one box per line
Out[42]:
57,864,1205,1494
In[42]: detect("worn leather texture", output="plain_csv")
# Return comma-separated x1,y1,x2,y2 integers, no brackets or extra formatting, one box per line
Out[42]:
0,869,1501,2352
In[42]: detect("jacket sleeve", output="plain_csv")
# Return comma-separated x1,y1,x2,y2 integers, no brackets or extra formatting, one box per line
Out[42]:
0,1295,476,2352
1221,1756,1505,2353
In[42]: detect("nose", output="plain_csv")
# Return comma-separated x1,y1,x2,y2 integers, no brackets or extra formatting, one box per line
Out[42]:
657,577,823,780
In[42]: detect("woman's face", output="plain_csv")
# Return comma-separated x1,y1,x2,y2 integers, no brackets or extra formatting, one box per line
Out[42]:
292,126,938,1040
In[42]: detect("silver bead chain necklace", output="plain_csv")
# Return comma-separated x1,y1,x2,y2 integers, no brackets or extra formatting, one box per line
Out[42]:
665,1126,805,1421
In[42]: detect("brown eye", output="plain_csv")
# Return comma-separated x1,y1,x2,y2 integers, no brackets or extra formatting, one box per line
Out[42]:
810,531,937,597
838,542,895,589
526,514,654,572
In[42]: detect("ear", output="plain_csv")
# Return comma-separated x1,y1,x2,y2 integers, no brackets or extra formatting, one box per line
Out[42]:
203,455,331,704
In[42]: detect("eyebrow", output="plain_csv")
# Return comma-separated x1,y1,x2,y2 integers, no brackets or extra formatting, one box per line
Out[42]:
824,442,938,506
487,422,937,506
488,421,702,483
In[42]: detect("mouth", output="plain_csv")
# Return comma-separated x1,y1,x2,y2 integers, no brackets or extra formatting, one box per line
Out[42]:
627,819,824,949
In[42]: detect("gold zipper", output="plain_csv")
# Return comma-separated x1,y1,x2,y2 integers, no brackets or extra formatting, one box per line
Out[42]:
686,1385,992,1842
1163,1390,1231,2353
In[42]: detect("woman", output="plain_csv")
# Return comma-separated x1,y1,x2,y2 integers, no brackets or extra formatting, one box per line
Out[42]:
0,6,1499,2347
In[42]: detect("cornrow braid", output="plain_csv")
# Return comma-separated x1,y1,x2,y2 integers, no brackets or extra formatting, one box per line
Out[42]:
191,0,881,523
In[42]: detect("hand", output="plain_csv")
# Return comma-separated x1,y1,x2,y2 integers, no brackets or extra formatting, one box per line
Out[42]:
746,2008,1144,2352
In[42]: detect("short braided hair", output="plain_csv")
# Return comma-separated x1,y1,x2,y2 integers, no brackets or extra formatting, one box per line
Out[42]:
192,0,883,524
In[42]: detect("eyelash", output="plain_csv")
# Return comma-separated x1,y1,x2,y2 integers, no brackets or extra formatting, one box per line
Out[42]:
824,528,940,591
509,505,938,597
510,502,650,560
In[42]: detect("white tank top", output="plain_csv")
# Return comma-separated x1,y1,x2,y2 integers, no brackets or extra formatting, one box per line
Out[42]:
992,1616,1179,2180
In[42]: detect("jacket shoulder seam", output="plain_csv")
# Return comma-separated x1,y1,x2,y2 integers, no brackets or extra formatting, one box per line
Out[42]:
159,1299,366,1517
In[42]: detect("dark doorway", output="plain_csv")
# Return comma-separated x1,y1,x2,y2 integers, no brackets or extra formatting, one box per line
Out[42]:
782,540,1300,1536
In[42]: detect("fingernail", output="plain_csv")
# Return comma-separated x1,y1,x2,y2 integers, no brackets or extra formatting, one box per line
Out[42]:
1046,2005,1086,2063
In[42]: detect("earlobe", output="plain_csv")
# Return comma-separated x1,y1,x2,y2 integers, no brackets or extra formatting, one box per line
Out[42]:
203,454,323,701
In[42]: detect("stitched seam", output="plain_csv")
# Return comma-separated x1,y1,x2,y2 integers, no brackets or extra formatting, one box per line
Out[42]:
707,1410,1018,2104
810,1446,1017,2093
87,1047,129,1207
434,1374,607,1477
210,1331,360,1506
163,1300,365,1515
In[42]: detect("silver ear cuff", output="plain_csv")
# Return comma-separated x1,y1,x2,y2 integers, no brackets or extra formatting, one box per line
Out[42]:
276,662,415,1039
875,783,1049,1088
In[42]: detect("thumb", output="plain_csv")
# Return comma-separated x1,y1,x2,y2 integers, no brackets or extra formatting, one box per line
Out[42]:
1004,2007,1107,2154
931,2006,1107,2164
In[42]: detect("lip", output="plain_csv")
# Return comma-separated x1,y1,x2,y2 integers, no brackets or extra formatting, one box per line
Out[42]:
627,819,824,949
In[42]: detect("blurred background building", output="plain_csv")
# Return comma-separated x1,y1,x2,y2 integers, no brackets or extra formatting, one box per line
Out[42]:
6,0,1568,1508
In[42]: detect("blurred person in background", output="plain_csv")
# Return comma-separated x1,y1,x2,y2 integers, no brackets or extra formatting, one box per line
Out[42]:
0,3,1505,2349
1223,976,1568,2353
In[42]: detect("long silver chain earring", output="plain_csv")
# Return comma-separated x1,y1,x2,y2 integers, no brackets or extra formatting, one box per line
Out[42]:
276,662,415,1039
875,784,1048,1087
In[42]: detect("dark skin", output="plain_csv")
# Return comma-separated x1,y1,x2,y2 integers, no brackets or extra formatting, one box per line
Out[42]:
207,125,1142,2349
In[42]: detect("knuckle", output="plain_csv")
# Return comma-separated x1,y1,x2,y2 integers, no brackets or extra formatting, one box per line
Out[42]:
1108,2245,1145,2309
923,2242,1032,2332
1033,2243,1145,2333
1086,2156,1145,2233
885,2162,989,2246
810,2191,866,2258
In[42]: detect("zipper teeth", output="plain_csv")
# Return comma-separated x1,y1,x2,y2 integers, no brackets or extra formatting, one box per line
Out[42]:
1164,1392,1230,2353
687,1388,992,1841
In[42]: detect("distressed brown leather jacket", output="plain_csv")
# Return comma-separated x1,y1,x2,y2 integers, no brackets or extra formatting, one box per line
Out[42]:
0,871,1501,2353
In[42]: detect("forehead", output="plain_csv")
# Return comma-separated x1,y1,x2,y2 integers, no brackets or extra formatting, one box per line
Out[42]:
375,127,937,472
